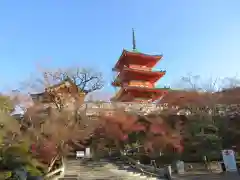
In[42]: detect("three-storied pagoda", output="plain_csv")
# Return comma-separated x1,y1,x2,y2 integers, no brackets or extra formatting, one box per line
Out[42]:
111,29,168,102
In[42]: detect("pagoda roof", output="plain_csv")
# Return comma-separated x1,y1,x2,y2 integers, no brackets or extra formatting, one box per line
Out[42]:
111,86,168,102
112,67,166,86
113,49,163,71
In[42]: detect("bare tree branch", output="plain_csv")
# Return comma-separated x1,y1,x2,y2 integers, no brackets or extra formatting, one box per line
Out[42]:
44,67,104,94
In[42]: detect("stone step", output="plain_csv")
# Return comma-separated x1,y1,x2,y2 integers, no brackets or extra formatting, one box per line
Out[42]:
63,170,160,180
60,176,159,180
63,175,78,177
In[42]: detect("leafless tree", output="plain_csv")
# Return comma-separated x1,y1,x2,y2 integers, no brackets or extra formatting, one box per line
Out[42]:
164,73,224,116
221,75,240,89
42,67,104,94
179,73,221,92
19,66,104,96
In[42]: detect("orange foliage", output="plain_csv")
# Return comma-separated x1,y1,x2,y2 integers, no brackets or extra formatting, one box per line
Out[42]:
161,87,240,108
95,110,183,153
160,90,215,107
32,139,58,164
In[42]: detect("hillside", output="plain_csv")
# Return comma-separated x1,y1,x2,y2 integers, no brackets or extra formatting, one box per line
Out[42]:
160,87,240,107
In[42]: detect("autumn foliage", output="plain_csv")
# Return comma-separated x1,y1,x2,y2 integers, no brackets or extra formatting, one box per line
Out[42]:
23,106,183,168
94,110,183,154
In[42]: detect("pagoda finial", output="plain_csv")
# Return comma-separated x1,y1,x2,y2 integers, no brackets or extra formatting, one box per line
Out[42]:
132,28,136,51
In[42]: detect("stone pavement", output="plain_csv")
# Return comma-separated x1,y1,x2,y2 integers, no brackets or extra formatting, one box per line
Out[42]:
59,159,164,180
60,159,240,180
173,172,240,180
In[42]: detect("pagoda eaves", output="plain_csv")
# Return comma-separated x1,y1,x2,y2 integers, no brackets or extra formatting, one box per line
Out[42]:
113,49,163,71
111,86,168,102
112,67,166,87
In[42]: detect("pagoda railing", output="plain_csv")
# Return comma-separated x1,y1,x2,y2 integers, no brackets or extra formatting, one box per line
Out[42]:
128,65,152,71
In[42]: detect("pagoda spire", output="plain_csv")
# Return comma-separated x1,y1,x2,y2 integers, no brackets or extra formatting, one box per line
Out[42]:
132,28,137,51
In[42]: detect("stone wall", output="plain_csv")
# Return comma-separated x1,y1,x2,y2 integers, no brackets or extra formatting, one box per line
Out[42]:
80,101,240,116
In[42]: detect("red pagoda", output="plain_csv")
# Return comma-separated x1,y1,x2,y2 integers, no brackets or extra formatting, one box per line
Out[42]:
111,29,168,102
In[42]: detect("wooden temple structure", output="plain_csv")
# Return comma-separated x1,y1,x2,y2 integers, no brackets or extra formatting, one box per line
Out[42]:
111,29,168,102
30,78,85,109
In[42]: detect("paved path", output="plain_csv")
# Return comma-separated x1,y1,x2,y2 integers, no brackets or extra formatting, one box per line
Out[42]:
173,172,240,180
60,159,164,180
60,159,240,180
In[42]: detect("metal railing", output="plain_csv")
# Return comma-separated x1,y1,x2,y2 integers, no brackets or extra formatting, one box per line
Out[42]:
120,153,167,179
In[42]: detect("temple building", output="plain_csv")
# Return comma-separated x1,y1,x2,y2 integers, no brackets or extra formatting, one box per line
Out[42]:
30,78,85,110
111,29,168,102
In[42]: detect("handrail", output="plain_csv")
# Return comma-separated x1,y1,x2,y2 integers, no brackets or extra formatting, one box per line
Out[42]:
129,162,161,177
120,153,166,178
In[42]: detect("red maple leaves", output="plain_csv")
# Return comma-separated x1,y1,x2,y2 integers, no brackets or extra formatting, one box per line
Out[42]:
96,110,183,153
31,139,58,164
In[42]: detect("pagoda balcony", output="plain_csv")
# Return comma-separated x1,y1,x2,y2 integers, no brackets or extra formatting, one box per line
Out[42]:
112,80,155,88
112,66,163,73
112,67,166,87
125,81,154,88
128,64,152,71
112,86,169,102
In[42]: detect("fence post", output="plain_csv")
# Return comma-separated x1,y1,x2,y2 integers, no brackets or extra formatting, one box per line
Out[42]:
165,165,172,180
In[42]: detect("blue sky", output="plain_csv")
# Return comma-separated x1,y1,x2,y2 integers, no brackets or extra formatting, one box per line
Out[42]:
0,0,240,97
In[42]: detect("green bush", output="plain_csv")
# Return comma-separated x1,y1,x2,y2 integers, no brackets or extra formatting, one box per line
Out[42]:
0,143,45,178
0,171,12,179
